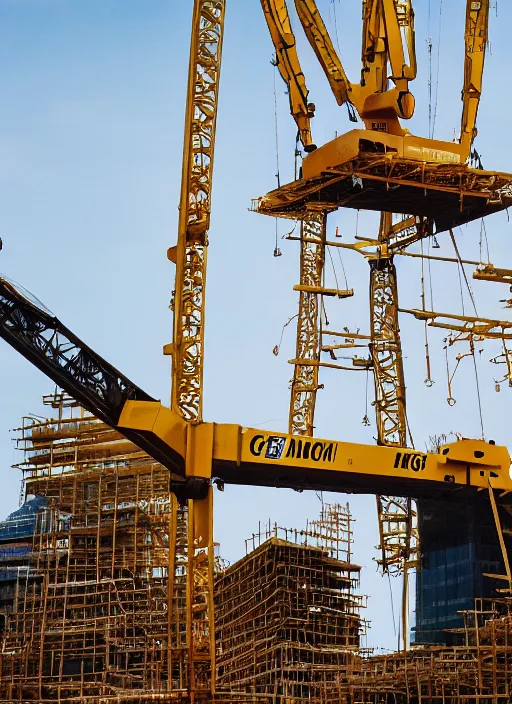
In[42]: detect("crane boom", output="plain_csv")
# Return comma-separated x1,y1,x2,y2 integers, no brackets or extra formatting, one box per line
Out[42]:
260,0,316,151
0,277,186,474
293,0,353,107
2,275,510,500
291,0,416,134
460,0,489,161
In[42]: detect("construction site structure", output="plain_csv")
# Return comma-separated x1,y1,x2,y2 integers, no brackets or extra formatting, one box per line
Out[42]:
344,597,512,702
0,392,370,704
215,504,366,704
4,394,512,704
1,2,512,702
0,391,189,703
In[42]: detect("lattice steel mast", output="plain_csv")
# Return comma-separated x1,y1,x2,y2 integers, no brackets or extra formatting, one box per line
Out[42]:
166,2,225,699
289,213,326,435
371,213,417,585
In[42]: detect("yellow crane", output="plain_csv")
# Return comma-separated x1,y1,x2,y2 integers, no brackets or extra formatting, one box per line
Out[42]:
255,0,500,229
260,0,491,646
262,0,417,577
164,1,225,699
260,0,491,545
0,1,506,699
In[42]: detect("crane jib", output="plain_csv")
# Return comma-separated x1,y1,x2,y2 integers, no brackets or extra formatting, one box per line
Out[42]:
1,275,511,501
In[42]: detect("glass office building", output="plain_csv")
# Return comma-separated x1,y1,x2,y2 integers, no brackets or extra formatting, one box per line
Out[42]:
414,495,506,645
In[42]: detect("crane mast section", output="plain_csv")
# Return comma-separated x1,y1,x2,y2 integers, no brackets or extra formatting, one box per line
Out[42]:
370,216,416,575
370,258,407,447
289,213,326,435
170,3,225,698
171,0,226,422
261,0,316,150
460,0,489,161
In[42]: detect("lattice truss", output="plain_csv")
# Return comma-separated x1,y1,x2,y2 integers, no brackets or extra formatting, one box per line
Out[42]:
171,0,225,423
289,213,327,435
287,212,417,576
370,254,418,574
168,3,226,699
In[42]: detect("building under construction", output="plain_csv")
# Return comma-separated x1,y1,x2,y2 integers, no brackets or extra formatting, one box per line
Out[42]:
0,392,188,702
1,393,512,703
0,392,368,703
215,508,365,703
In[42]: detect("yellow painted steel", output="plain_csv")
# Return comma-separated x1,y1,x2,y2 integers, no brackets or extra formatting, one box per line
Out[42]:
260,0,316,151
460,0,489,161
170,0,225,423
294,0,416,133
289,213,326,436
168,1,225,699
369,214,417,585
261,0,417,149
118,400,512,494
473,264,512,285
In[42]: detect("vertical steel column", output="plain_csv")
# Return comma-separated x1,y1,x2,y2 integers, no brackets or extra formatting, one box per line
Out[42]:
170,0,225,423
371,214,417,650
168,2,226,699
289,212,327,436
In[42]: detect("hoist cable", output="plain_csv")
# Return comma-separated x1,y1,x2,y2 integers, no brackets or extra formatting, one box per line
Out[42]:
273,314,299,355
427,0,433,137
456,260,465,317
432,0,443,138
472,350,485,439
420,239,426,312
321,259,330,328
327,243,341,294
420,240,433,385
363,368,370,426
272,59,281,253
449,229,485,436
450,229,479,317
405,408,416,450
273,59,281,188
388,572,397,638
427,237,435,310
336,246,349,290
479,218,491,264
330,0,342,55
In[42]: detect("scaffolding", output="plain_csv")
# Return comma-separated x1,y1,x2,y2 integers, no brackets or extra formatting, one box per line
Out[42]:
344,597,512,703
215,504,366,704
4,393,512,703
0,391,189,703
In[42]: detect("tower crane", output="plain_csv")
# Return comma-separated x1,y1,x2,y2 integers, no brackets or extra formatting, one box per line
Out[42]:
0,0,508,698
259,0,492,579
164,0,225,698
261,0,419,578
0,276,509,503
255,0,501,229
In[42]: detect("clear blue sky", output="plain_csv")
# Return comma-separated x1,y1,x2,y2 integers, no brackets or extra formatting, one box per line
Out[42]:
0,0,511,651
